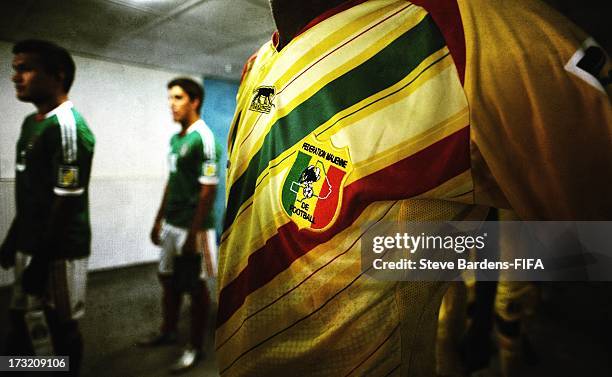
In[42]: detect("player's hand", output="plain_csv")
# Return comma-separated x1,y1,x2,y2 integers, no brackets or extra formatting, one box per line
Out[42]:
22,256,49,295
182,233,197,255
0,222,18,269
151,220,162,246
0,235,17,270
0,243,16,269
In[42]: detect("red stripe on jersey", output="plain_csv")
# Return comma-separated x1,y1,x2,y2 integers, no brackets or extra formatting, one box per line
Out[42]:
240,52,259,84
312,165,345,230
411,0,466,84
217,126,471,328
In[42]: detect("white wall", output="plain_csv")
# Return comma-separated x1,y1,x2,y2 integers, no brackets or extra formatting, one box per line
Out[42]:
0,40,200,285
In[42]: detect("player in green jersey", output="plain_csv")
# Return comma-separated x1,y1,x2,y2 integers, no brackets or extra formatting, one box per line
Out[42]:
139,77,219,373
0,39,95,377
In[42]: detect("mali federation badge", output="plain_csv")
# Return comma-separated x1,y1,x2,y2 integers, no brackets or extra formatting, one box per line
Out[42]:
280,134,352,231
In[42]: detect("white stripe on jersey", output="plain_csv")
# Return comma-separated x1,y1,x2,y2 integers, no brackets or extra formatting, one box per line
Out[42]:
54,187,85,196
47,101,78,163
189,119,217,161
565,37,607,93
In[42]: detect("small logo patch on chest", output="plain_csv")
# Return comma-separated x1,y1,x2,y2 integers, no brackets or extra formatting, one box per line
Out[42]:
249,86,276,114
180,144,189,157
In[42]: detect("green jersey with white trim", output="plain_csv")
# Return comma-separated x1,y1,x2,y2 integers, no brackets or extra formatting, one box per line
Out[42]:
15,101,95,258
164,119,219,229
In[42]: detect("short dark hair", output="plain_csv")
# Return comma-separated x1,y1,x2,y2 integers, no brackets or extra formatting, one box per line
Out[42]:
167,77,204,112
13,39,76,93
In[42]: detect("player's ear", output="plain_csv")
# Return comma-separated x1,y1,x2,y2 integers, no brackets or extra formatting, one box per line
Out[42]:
192,97,202,113
56,71,67,92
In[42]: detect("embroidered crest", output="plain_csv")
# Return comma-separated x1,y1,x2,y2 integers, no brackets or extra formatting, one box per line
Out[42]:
57,165,79,188
180,143,189,157
203,162,217,177
249,86,276,114
280,134,352,231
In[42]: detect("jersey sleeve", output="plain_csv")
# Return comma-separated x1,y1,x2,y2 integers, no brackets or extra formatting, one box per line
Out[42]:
197,127,220,186
50,110,94,197
459,0,612,220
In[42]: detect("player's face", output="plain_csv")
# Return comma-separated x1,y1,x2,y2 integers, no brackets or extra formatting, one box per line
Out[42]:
168,85,198,123
12,53,59,103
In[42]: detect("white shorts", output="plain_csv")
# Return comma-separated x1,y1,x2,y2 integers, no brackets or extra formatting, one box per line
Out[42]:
10,252,88,321
158,222,218,279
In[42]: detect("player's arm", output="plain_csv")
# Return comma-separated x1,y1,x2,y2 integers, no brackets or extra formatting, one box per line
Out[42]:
0,219,18,269
22,196,76,294
464,0,612,219
151,183,169,245
23,123,94,294
182,183,217,254
42,196,71,249
182,139,219,255
45,123,93,248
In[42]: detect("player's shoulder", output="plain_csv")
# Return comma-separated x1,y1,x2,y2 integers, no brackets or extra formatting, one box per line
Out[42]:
460,0,609,93
188,120,218,159
190,120,215,141
238,39,275,92
240,51,259,86
170,132,182,146
459,0,589,50
190,118,212,136
20,112,39,129
70,107,96,148
70,107,89,128
46,101,88,129
23,112,38,122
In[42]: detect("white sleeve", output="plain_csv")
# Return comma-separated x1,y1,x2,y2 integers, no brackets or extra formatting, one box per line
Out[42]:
197,125,219,185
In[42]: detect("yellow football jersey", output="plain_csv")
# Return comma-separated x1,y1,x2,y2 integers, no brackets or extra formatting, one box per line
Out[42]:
217,0,611,376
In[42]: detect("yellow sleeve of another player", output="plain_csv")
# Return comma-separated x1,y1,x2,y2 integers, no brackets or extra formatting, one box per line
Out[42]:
459,0,612,220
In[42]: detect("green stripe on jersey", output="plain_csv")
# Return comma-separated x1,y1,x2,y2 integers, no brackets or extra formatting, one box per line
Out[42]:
281,151,313,213
224,15,446,231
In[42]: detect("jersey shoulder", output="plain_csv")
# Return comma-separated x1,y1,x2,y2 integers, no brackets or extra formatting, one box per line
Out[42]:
71,108,96,151
190,120,217,160
237,41,276,103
